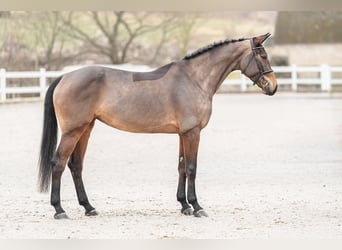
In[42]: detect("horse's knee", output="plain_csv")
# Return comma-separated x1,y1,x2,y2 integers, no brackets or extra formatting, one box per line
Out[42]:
186,164,196,179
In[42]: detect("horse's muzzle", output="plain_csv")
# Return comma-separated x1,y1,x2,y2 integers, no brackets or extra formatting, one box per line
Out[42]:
259,73,278,96
261,78,277,96
265,84,278,96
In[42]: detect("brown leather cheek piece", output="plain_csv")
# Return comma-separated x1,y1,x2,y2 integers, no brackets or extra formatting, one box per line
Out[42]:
133,62,173,82
241,39,273,85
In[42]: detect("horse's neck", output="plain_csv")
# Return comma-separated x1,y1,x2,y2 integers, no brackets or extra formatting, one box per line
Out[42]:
186,41,248,96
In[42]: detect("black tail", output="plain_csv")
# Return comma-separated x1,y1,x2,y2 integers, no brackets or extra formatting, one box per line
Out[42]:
38,76,62,193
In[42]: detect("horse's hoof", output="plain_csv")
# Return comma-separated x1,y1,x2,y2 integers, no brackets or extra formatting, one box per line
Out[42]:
194,209,208,218
54,212,69,220
85,209,98,216
181,207,194,216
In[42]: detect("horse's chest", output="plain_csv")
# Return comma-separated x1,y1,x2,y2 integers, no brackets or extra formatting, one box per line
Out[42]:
177,98,212,132
198,101,212,128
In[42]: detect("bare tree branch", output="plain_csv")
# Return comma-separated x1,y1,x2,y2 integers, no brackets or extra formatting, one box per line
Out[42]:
61,11,179,64
61,12,113,59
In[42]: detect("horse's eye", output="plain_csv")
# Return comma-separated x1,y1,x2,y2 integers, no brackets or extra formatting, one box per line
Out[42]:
261,55,267,59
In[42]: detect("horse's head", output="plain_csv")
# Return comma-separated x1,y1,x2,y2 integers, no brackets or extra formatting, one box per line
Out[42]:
240,33,278,96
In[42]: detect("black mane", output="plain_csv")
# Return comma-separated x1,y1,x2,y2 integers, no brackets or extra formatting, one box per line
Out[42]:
183,37,247,60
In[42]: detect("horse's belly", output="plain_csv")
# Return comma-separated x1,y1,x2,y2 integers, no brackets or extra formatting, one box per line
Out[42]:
97,116,179,133
96,104,179,133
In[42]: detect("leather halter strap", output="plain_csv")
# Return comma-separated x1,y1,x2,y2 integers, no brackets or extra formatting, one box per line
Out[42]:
242,39,273,85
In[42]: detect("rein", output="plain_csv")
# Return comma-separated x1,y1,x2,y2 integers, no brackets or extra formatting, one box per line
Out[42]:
242,39,273,85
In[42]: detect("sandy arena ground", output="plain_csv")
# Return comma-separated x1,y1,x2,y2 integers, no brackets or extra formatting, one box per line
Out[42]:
0,93,342,239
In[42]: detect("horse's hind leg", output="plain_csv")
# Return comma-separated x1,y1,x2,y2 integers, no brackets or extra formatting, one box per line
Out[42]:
67,120,97,216
177,135,193,215
51,125,88,219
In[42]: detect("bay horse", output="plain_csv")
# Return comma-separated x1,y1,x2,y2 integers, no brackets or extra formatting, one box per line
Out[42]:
38,33,277,219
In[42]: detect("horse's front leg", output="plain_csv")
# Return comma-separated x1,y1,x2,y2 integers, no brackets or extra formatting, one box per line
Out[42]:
177,135,193,215
181,126,208,217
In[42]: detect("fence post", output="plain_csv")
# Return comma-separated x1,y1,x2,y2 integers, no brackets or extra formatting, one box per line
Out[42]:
320,64,331,91
240,73,247,92
291,64,297,91
39,68,46,99
0,68,6,101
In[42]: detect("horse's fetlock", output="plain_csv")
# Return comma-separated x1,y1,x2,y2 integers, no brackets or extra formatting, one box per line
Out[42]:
188,197,197,205
177,194,186,202
79,200,87,206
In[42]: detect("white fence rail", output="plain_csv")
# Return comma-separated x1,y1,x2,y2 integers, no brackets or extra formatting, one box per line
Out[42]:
1,64,342,102
223,64,342,92
0,68,61,102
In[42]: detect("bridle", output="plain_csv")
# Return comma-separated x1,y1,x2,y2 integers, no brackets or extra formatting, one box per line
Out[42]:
241,39,273,85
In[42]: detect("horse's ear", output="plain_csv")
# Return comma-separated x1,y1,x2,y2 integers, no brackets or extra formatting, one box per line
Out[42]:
253,33,271,45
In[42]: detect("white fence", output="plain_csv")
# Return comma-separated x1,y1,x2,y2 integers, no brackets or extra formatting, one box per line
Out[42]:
0,68,61,102
1,64,342,102
223,64,342,92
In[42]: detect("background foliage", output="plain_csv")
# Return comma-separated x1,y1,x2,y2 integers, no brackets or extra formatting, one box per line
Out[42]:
274,11,342,44
0,11,340,71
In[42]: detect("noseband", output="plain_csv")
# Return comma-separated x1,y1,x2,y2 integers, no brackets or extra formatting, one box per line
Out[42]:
242,39,273,85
